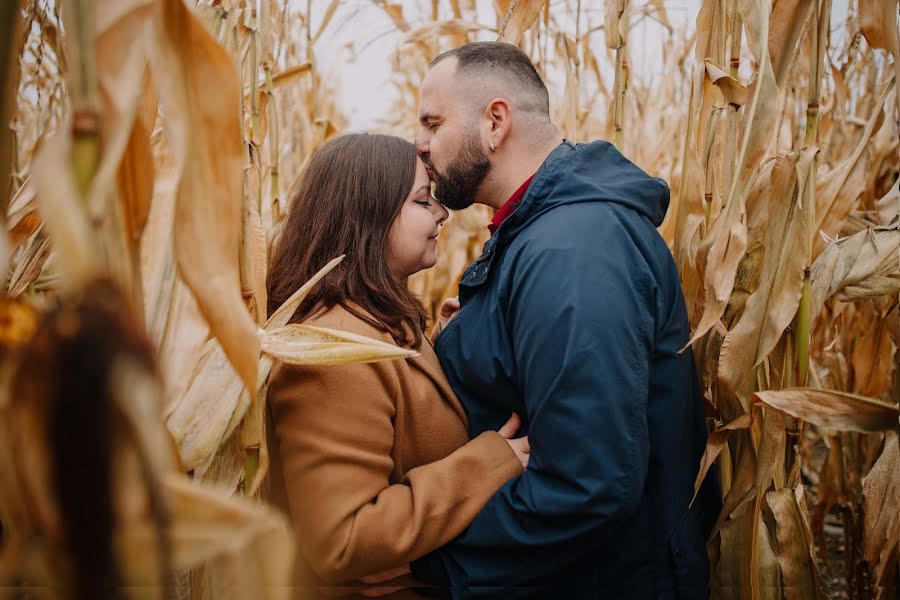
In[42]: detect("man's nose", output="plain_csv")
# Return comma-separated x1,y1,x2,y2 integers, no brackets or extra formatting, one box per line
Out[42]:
415,135,429,155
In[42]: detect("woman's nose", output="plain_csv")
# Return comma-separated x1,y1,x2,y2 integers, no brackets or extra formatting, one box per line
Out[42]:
436,204,449,224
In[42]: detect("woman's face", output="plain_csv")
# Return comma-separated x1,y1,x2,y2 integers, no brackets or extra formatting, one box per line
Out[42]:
387,157,449,279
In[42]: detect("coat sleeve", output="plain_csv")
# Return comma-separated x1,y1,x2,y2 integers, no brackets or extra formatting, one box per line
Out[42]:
412,213,656,590
268,358,523,584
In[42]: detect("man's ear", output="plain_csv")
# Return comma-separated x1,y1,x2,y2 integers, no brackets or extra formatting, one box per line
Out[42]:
484,98,512,147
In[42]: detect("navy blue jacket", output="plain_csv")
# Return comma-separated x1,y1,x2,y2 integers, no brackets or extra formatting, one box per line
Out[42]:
411,141,719,598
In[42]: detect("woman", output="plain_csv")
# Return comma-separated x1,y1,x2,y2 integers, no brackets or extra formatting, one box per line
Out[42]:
265,133,527,597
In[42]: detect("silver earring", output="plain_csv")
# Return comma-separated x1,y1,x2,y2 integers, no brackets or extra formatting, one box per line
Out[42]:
490,141,497,152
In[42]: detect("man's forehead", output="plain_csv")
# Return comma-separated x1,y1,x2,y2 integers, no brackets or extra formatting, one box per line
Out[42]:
419,57,461,117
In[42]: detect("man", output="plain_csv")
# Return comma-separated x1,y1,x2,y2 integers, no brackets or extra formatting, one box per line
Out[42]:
410,42,719,598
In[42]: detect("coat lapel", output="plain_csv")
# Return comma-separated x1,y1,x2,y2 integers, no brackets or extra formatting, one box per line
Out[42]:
408,338,468,428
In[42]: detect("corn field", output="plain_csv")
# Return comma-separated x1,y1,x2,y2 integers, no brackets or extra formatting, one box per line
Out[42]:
0,0,897,598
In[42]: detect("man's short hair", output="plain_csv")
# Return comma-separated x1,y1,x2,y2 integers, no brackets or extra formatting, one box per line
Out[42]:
430,42,550,116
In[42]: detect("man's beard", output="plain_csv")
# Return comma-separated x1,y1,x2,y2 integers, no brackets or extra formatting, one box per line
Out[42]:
426,130,491,211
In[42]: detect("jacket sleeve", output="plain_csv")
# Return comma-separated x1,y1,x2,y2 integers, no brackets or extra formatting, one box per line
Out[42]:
412,215,655,590
268,358,523,584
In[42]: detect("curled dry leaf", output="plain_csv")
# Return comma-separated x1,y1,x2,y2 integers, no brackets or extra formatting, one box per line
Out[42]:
809,223,900,321
704,59,749,107
753,388,900,433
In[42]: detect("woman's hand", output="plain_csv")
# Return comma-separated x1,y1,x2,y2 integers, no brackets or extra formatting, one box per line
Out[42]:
438,296,461,330
498,412,530,470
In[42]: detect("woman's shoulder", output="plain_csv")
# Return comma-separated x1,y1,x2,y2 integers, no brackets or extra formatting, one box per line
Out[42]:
299,302,394,343
267,303,403,393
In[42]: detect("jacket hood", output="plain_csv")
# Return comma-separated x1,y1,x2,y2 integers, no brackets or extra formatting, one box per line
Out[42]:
503,140,670,236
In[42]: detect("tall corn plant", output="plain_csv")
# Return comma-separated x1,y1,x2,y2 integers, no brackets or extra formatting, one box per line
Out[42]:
672,0,899,597
1,0,417,595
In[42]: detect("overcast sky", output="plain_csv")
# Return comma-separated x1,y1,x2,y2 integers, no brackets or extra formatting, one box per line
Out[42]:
306,0,850,130
310,0,700,129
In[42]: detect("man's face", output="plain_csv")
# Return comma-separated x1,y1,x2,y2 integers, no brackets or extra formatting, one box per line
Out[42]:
416,59,491,211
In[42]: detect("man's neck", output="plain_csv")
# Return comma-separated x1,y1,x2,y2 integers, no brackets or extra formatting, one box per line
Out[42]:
475,137,562,210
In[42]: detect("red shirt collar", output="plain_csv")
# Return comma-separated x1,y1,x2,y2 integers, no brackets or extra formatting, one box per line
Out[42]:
488,174,535,236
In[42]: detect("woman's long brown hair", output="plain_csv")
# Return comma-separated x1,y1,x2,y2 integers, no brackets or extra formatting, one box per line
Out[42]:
267,133,427,348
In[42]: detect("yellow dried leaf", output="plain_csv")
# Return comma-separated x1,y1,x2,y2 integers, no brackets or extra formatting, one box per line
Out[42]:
261,324,418,366
151,0,260,394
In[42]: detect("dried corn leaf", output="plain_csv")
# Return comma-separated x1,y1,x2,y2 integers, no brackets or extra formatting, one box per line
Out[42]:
809,223,900,321
7,229,50,298
7,178,40,251
241,183,268,324
166,338,245,470
121,473,293,596
753,388,900,433
0,1,24,269
764,486,821,600
261,324,418,366
270,63,312,88
859,0,900,60
719,149,814,401
311,0,340,44
115,73,157,254
151,0,260,393
689,0,780,345
862,435,900,599
876,185,899,226
497,0,545,46
704,59,750,107
379,3,410,33
767,0,813,86
405,20,490,46
713,500,781,598
813,80,893,258
692,412,752,506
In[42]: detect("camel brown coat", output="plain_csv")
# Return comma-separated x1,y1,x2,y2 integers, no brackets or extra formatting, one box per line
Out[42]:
265,304,522,596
